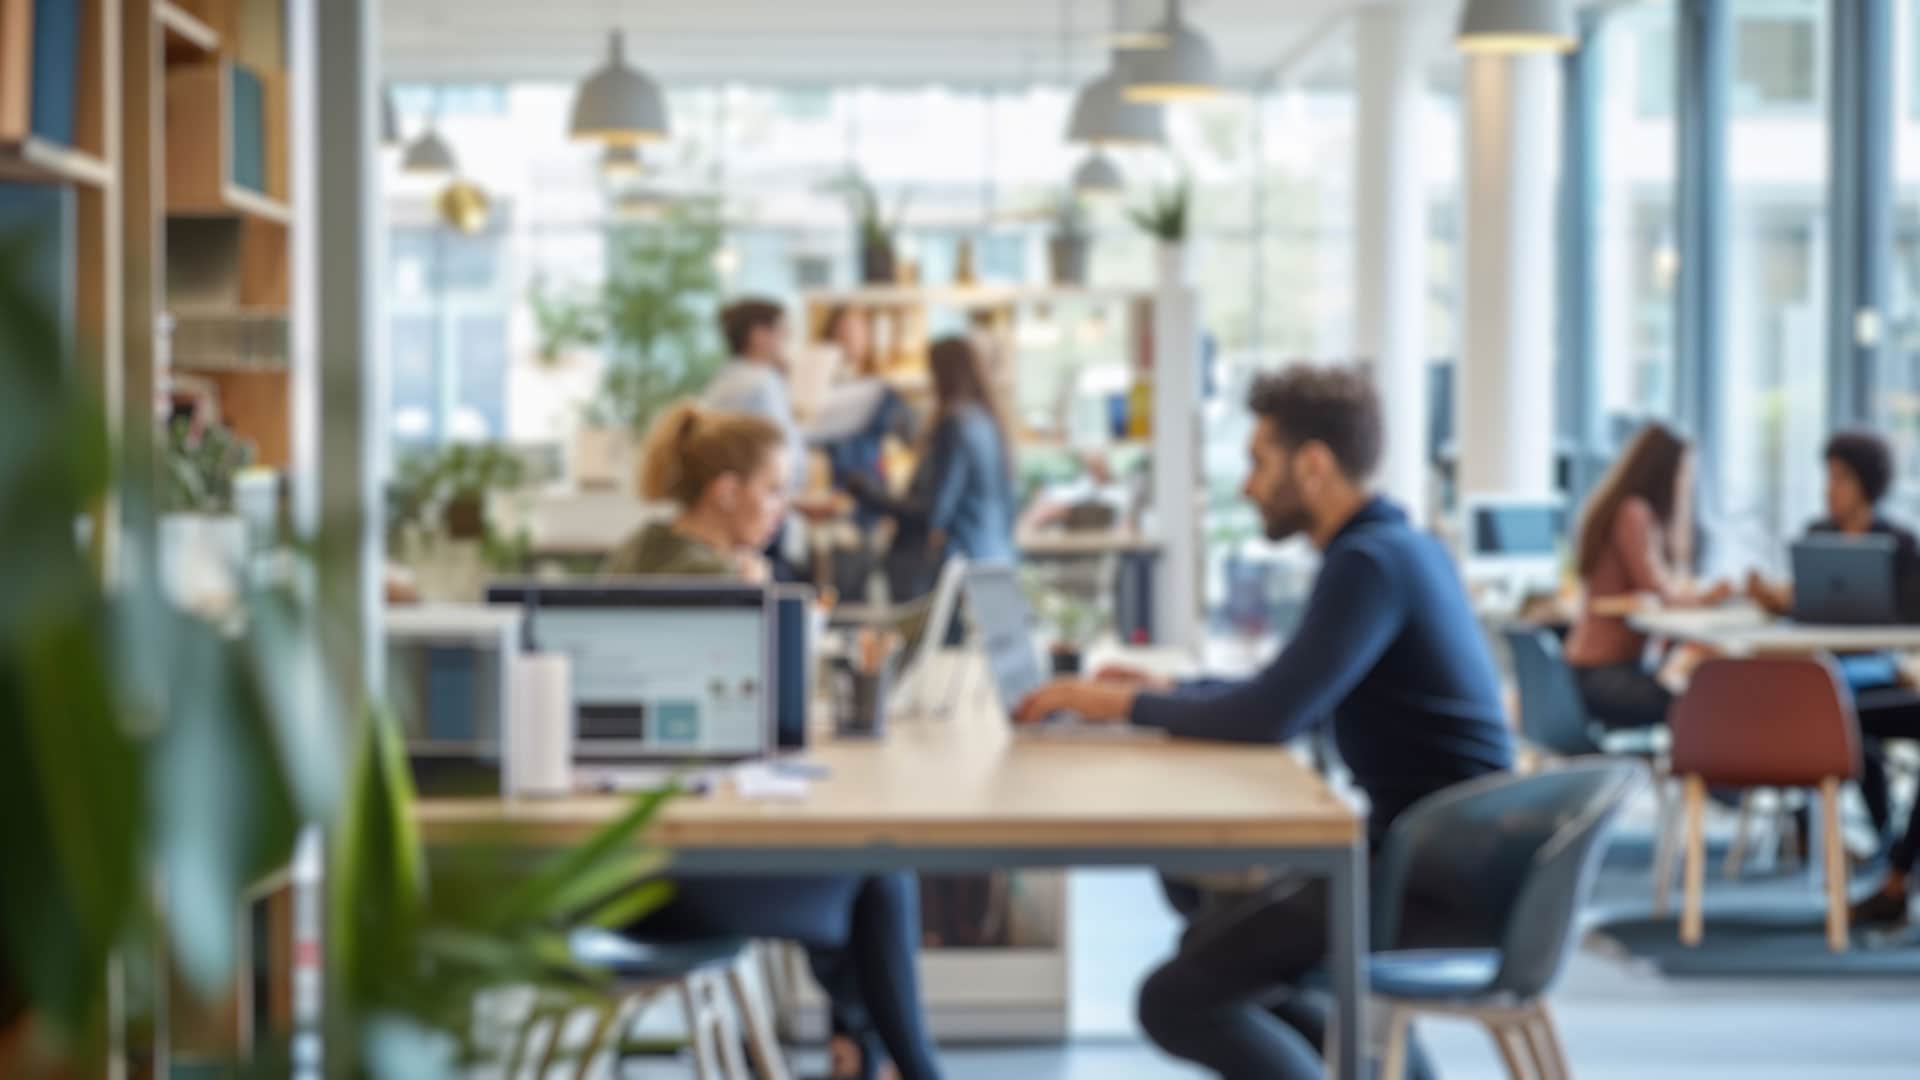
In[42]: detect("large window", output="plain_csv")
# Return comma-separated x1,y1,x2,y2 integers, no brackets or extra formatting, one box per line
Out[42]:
1887,1,1920,521
1719,0,1829,570
1596,4,1681,432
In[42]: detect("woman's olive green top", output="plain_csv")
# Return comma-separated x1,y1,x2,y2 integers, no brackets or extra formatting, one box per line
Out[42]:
602,522,733,577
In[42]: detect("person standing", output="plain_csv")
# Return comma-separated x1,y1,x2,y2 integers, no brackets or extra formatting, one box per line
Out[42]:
845,335,1016,603
1015,366,1514,1080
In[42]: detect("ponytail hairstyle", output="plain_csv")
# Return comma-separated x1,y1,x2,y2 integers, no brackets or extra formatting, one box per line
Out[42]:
638,401,787,509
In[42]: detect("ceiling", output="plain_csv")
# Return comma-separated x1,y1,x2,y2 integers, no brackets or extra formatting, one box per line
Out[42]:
378,0,1447,88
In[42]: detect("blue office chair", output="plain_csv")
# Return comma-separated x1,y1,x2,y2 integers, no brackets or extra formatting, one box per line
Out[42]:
1367,760,1644,1080
1503,626,1605,758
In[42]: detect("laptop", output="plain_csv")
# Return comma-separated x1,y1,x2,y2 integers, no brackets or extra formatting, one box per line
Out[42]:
486,580,776,789
962,563,1165,742
1790,536,1903,626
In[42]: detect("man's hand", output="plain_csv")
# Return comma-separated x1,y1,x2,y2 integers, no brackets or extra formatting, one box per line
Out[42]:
1013,679,1137,726
1090,662,1174,692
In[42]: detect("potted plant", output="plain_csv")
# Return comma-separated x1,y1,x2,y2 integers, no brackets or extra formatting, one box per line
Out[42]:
1032,585,1109,676
832,173,912,285
529,274,604,370
1129,176,1193,286
1048,196,1092,287
159,416,256,612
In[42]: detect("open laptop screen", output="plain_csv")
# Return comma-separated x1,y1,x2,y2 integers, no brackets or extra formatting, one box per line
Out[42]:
487,581,773,763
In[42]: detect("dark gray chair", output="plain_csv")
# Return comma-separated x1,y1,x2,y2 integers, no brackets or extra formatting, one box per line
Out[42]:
1504,626,1664,759
1367,760,1644,1080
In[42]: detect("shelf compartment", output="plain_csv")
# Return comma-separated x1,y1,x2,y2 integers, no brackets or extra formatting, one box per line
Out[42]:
165,59,288,218
157,0,219,61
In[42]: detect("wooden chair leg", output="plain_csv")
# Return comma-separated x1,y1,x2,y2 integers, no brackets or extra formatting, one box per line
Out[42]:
1822,777,1851,953
727,955,793,1080
1379,1005,1411,1080
573,998,628,1080
1681,775,1708,947
1525,1002,1570,1080
1487,1019,1535,1080
1723,790,1759,879
1652,777,1682,917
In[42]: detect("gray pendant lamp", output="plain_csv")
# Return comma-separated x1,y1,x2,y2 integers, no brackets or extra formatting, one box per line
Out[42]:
1457,0,1577,54
570,29,669,144
1067,54,1165,146
401,127,456,176
1102,0,1168,49
1071,150,1123,197
1122,0,1220,103
600,143,643,177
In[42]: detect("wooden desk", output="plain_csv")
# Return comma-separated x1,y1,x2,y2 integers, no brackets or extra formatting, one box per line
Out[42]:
1630,603,1920,656
417,653,1370,1077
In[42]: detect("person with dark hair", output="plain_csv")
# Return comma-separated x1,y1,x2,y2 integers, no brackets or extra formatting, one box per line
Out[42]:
702,297,843,580
811,305,918,538
1746,429,1920,927
844,334,1015,602
1014,365,1514,1080
1564,423,1734,732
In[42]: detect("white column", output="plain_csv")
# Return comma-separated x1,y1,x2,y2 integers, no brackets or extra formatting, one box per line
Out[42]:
1151,286,1203,649
1353,5,1431,519
1459,54,1559,500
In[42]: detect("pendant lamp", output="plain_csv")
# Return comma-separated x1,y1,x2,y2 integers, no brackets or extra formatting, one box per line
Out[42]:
1067,53,1166,146
570,29,670,144
1071,151,1124,197
1122,0,1220,103
1456,0,1577,54
401,128,456,177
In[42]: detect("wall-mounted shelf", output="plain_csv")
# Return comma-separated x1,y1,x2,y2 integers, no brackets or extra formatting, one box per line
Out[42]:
164,60,287,219
158,1,220,61
0,135,112,187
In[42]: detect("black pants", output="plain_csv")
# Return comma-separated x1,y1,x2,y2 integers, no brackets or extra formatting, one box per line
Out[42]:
635,873,941,1080
1574,662,1674,732
1857,692,1920,874
1139,875,1464,1080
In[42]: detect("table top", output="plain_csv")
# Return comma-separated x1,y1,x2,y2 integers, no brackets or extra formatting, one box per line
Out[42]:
416,653,1360,853
1016,528,1162,558
1629,602,1920,655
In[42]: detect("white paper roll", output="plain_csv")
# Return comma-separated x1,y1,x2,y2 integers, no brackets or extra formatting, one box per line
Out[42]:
507,653,574,798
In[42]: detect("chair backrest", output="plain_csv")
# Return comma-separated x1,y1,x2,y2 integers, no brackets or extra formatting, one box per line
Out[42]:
1502,626,1601,757
1373,760,1643,998
1668,657,1860,785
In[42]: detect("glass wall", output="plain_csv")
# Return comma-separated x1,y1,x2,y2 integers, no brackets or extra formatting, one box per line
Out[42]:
1886,1,1920,521
1721,0,1830,571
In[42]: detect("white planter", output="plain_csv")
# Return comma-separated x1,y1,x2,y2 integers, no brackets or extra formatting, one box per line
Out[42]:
159,513,249,615
1155,242,1193,289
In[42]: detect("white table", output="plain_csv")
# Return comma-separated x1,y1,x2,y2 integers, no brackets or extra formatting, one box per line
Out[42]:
1630,602,1920,656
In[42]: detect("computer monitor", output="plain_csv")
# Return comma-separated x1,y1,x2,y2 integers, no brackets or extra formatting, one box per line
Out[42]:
485,581,774,765
773,584,813,750
1461,496,1566,589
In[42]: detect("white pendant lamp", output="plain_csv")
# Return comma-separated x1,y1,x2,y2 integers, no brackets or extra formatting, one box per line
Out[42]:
1067,54,1166,146
1457,0,1577,54
401,128,456,176
570,29,670,144
600,143,644,177
1101,0,1167,49
1071,150,1124,197
1122,0,1220,103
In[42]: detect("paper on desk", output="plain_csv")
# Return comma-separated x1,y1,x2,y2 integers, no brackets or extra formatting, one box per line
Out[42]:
733,762,814,801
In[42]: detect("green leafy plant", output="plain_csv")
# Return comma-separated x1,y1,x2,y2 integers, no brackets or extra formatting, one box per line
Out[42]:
388,442,528,556
1128,176,1192,244
538,199,730,435
1055,195,1090,241
828,171,912,253
163,416,256,514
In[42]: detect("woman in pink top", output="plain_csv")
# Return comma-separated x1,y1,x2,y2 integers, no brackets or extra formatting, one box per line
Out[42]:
1564,423,1732,730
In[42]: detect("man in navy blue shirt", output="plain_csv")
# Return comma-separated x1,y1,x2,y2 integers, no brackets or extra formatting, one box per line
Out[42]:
1017,366,1513,1080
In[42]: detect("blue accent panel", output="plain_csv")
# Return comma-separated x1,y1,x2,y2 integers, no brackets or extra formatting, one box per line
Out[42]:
229,63,268,194
0,182,74,331
29,0,80,145
423,646,477,742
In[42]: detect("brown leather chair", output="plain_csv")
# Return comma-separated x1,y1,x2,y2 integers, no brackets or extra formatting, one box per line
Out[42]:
1667,657,1862,952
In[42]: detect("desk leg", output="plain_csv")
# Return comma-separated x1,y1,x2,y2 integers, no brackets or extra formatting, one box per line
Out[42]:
1327,840,1368,1080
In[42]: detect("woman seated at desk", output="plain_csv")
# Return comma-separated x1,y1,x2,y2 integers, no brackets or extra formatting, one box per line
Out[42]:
1743,430,1920,928
1565,423,1732,733
604,402,943,1080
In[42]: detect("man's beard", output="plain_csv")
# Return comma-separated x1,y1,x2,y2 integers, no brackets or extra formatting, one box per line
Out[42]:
1260,492,1310,543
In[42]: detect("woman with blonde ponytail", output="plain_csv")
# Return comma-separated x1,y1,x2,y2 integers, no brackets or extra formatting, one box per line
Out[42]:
599,400,944,1080
604,402,792,581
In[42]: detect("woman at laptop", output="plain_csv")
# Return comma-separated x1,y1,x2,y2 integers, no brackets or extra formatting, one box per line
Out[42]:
604,402,944,1080
843,335,1016,603
1745,431,1920,928
1565,423,1733,732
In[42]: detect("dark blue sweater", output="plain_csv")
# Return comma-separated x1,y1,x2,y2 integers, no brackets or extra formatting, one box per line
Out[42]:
1132,498,1514,844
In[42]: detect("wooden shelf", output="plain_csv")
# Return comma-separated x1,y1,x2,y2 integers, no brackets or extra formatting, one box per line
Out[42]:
0,135,113,187
157,1,220,62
